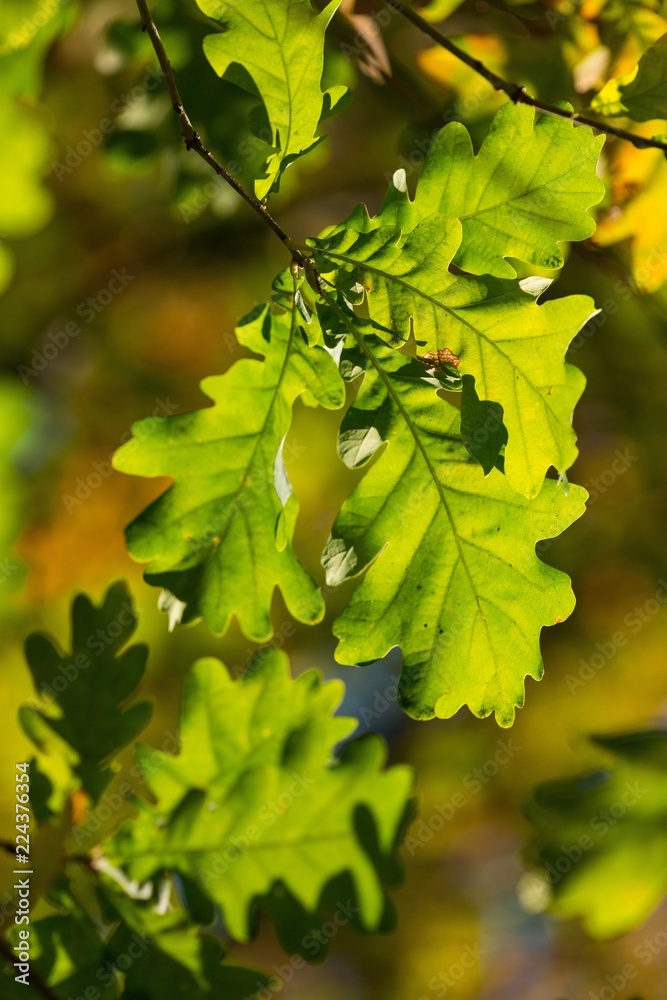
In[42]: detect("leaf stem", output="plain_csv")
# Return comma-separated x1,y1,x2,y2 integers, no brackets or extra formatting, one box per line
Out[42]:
133,0,309,265
386,0,667,153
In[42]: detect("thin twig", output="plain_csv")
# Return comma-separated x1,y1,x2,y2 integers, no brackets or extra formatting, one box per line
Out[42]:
386,0,667,154
134,0,309,266
0,936,60,1000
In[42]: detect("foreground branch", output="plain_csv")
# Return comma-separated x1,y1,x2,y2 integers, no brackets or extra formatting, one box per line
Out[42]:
134,0,308,265
387,0,667,154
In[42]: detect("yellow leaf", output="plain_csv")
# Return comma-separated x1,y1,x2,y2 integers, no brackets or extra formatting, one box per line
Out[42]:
595,124,667,292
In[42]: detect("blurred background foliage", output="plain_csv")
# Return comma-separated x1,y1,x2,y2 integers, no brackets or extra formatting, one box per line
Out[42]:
3,0,667,996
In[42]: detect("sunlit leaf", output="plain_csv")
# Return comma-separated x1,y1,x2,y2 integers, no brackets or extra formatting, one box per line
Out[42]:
113,300,345,639
526,730,667,937
594,130,667,291
312,217,596,498
319,102,604,279
0,0,78,237
321,330,586,725
109,651,413,942
195,0,349,197
591,33,667,121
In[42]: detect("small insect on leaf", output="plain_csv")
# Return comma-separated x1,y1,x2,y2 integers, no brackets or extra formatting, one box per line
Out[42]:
417,348,461,372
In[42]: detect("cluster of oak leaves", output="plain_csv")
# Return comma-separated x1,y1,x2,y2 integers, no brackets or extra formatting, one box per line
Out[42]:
4,0,667,996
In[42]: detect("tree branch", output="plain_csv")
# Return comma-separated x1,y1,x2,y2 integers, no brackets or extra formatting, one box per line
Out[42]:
386,0,667,154
134,0,309,265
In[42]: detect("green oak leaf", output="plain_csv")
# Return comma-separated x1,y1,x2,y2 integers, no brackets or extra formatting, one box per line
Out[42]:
318,101,604,279
591,34,667,122
320,328,587,726
0,914,120,1000
312,218,595,498
0,1,79,293
0,0,78,239
196,0,348,198
19,582,152,806
113,300,345,639
108,652,413,943
103,885,271,999
526,730,667,937
0,890,269,1000
114,922,269,999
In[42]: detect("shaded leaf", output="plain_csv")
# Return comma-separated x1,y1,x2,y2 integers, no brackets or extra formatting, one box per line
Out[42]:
0,885,269,1000
460,373,507,475
0,913,120,999
526,730,667,937
19,582,152,805
104,886,271,999
591,34,667,122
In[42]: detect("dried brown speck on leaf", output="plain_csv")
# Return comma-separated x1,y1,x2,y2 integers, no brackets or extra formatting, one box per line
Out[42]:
417,349,461,371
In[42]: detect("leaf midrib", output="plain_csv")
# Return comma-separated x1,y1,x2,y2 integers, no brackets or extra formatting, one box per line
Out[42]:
319,246,561,478
113,827,358,862
323,292,489,638
455,143,596,226
189,307,297,567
